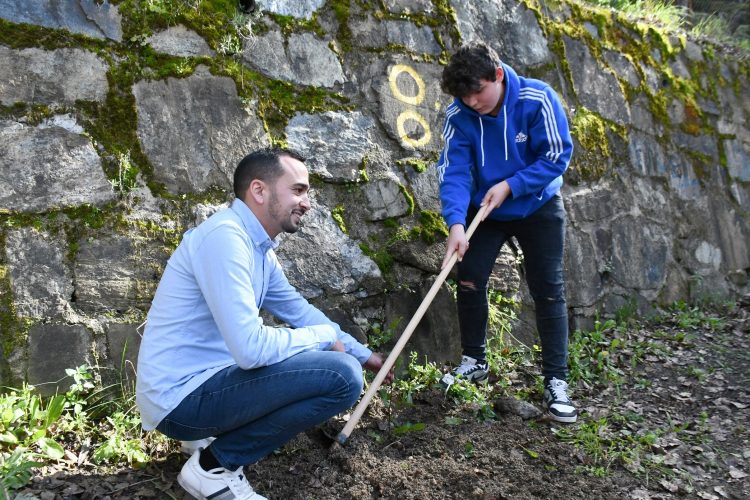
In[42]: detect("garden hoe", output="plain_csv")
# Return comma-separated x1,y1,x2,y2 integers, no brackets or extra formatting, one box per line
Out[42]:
334,204,490,447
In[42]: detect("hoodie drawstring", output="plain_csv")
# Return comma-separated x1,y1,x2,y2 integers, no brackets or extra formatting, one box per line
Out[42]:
503,107,508,161
477,107,508,166
478,117,485,167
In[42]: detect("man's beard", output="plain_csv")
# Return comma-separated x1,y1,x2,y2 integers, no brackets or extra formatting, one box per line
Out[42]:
269,189,304,234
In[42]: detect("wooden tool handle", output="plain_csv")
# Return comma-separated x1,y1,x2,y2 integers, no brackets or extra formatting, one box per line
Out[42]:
336,204,490,444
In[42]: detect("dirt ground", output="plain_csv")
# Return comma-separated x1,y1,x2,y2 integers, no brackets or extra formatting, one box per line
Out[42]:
14,303,749,499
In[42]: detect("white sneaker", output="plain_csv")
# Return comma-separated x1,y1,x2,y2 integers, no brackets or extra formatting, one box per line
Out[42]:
180,437,216,456
543,377,578,423
177,449,266,500
441,355,489,386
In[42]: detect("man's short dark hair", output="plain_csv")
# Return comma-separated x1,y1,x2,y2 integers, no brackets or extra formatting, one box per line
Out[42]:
233,147,306,199
441,42,502,98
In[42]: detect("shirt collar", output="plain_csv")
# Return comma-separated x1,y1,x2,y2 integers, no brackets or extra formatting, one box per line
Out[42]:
230,198,280,252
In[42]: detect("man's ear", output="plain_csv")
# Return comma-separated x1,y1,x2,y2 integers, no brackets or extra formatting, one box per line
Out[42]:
495,66,504,82
247,179,266,205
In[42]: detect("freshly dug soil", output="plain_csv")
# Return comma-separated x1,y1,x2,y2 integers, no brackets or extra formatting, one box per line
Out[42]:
16,304,749,499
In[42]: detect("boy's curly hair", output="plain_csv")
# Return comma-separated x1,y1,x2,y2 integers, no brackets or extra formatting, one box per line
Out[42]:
441,42,502,98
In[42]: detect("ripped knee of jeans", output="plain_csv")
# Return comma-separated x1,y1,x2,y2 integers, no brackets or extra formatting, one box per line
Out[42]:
458,280,478,292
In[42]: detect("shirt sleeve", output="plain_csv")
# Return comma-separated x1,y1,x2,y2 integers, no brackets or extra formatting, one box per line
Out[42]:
262,253,373,364
437,115,474,228
191,223,338,370
505,86,573,198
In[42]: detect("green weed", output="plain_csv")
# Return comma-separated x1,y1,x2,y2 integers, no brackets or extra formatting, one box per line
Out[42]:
0,364,165,492
568,318,626,387
368,318,401,351
666,301,726,331
393,352,442,405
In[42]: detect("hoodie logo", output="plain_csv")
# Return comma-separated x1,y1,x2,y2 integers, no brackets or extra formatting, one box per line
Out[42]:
515,132,528,143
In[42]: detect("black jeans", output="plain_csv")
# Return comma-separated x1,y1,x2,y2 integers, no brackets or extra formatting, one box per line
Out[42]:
456,193,569,380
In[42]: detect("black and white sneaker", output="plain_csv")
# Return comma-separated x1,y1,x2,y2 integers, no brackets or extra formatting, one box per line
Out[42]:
441,355,489,386
543,377,578,423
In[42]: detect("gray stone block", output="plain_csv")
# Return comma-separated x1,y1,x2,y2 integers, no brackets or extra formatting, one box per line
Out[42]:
5,228,73,319
452,0,552,70
103,323,141,390
147,25,215,58
350,17,441,55
0,0,122,41
277,202,382,299
363,178,410,221
724,139,750,182
27,323,91,396
383,0,434,14
610,215,670,290
563,36,630,125
242,31,345,88
286,111,376,182
73,233,169,314
256,0,325,19
0,119,115,212
404,164,441,213
0,46,108,106
133,66,269,194
384,280,461,369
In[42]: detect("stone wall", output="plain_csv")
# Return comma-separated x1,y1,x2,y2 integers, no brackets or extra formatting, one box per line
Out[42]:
0,0,748,394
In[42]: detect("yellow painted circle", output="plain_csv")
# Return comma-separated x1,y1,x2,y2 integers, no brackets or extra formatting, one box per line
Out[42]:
396,110,432,148
389,64,425,106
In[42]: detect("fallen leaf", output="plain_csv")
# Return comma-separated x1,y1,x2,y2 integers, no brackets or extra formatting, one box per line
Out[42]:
714,485,728,498
729,466,748,479
660,479,679,492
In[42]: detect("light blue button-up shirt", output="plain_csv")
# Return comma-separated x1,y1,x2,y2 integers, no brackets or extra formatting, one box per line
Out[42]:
136,199,372,430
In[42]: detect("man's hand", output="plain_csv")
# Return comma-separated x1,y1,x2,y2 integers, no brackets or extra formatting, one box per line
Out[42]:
330,339,346,352
480,180,511,220
441,224,469,269
363,353,394,384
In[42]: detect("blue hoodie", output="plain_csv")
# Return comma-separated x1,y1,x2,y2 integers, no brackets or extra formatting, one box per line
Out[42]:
437,64,573,227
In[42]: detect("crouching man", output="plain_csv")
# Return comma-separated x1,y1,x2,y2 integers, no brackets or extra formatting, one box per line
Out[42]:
137,148,391,499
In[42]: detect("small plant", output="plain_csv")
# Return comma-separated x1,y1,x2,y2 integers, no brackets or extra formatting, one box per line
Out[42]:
664,301,726,332
368,318,401,351
392,421,426,435
0,384,66,494
217,33,242,55
393,352,442,404
445,379,496,421
568,318,626,387
92,410,149,466
109,151,139,194
0,364,162,492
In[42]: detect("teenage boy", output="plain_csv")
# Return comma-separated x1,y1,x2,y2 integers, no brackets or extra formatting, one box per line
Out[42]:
137,148,392,499
437,42,577,423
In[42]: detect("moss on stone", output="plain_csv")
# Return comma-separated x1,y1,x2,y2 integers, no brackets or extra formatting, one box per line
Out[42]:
569,107,624,183
331,0,353,53
0,18,108,51
332,204,348,234
267,13,325,39
398,184,416,216
209,57,352,141
359,242,394,274
396,157,430,173
0,251,32,362
359,158,370,183
410,210,448,244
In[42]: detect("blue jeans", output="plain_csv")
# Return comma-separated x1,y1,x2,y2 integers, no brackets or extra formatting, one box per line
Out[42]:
457,193,569,380
156,351,363,470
